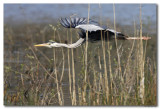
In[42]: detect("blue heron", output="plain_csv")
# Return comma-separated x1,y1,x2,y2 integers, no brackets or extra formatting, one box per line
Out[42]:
34,17,151,48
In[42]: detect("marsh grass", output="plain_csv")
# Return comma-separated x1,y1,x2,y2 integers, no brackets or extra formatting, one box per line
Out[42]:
4,4,157,106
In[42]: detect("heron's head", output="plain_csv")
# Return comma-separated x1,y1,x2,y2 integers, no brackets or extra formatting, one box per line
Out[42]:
34,40,57,48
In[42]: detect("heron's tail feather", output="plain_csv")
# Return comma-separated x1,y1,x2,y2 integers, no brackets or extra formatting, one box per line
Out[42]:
114,33,129,40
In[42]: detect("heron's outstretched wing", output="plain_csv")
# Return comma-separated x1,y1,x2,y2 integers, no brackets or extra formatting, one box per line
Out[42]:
60,17,105,32
59,17,99,28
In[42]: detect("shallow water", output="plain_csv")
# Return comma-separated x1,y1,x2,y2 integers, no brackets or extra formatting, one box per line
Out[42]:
4,4,157,26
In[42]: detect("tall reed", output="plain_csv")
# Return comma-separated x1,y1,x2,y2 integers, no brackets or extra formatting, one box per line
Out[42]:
69,17,77,105
67,30,73,104
98,6,109,104
82,4,90,105
53,29,63,105
139,5,145,104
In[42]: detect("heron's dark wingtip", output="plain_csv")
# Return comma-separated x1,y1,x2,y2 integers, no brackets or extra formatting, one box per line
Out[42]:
59,17,69,28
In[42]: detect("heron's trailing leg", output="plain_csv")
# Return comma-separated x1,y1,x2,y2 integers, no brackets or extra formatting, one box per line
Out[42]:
112,33,151,40
126,36,151,40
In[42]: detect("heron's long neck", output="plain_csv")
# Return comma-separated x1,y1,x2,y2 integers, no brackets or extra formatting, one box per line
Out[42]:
54,38,85,48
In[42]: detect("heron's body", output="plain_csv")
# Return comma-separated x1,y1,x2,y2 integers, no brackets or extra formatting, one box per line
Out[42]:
34,17,151,48
79,29,128,42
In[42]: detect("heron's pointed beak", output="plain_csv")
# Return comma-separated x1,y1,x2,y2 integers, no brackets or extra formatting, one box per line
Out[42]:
34,43,48,47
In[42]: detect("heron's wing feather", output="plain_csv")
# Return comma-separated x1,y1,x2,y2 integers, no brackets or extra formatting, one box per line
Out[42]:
76,24,104,32
106,29,121,34
59,17,99,28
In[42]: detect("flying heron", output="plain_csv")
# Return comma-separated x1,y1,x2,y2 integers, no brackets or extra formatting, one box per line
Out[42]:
34,17,151,48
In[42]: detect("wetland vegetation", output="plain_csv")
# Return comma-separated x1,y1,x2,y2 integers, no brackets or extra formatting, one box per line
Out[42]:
4,4,157,106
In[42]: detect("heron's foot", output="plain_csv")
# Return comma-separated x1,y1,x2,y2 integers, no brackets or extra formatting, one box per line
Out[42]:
142,36,151,40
